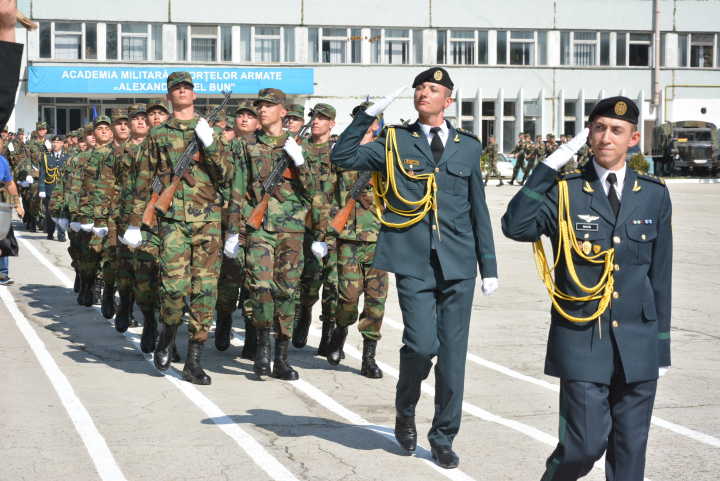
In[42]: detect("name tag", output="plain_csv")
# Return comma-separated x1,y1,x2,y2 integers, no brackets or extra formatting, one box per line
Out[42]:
403,159,420,166
575,223,598,231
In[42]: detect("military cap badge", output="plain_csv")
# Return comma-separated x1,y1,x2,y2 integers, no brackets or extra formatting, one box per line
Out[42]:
434,70,443,81
615,101,628,116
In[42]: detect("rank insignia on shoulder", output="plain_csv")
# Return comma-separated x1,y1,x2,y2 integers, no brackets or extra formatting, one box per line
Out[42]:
412,132,420,138
632,180,641,192
583,181,594,193
454,134,460,142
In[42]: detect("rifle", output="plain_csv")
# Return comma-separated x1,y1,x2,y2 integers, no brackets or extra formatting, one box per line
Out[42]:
142,90,233,228
246,109,319,231
329,171,372,235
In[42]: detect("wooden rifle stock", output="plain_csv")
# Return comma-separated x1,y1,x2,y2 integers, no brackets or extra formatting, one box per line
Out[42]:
142,191,159,228
247,192,270,230
329,198,356,235
154,176,183,215
357,195,370,210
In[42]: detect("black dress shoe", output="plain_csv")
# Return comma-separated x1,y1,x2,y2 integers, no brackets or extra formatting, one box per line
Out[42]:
431,445,459,469
394,409,417,452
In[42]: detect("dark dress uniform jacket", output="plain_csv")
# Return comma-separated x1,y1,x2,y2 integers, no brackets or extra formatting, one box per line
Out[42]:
39,150,70,196
501,161,672,384
330,110,497,281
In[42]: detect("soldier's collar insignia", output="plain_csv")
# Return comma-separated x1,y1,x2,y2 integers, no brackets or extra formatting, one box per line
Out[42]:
412,132,420,138
454,134,460,142
583,181,594,193
632,180,641,192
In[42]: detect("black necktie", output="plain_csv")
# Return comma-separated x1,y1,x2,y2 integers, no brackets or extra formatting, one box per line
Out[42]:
607,173,621,218
430,127,444,162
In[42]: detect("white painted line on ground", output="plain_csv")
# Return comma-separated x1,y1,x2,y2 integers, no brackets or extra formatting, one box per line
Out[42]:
16,233,299,481
0,287,127,481
383,315,720,449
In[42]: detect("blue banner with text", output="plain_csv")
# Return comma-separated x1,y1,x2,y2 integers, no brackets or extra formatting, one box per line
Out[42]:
28,66,314,95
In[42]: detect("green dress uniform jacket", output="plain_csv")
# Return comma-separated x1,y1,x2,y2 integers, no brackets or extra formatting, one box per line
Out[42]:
330,110,497,281
501,161,672,384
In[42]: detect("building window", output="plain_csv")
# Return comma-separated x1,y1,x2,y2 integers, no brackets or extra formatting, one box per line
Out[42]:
617,33,627,66
503,101,515,117
628,33,651,67
254,27,280,62
569,32,598,66
497,31,507,65
678,34,688,67
537,31,547,65
450,30,475,65
221,26,232,62
560,31,571,65
284,26,296,62
690,34,714,68
384,29,410,64
600,32,610,66
176,25,187,61
120,24,149,61
478,30,489,65
322,28,348,63
191,26,219,62
307,27,361,64
509,31,535,66
152,25,163,61
38,21,97,60
239,26,251,62
413,30,423,64
437,30,447,64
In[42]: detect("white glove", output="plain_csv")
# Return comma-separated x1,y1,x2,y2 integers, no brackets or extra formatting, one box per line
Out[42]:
92,226,108,238
365,85,408,117
26,175,34,184
122,226,142,248
81,222,94,232
659,366,669,378
311,241,328,258
543,128,589,171
58,218,70,231
8,142,14,152
195,118,214,148
283,138,305,167
45,139,52,150
39,191,46,198
224,234,240,258
482,277,499,296
20,181,28,188
51,217,58,223
118,234,129,245
70,222,82,232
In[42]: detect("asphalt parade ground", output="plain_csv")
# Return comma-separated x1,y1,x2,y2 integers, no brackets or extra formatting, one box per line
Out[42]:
1,181,718,481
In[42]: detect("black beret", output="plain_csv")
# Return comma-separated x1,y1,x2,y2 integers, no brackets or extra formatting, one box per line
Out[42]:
412,67,454,90
588,96,639,125
51,135,63,142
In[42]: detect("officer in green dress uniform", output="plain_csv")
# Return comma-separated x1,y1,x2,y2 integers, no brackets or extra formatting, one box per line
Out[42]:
331,68,499,469
502,97,672,481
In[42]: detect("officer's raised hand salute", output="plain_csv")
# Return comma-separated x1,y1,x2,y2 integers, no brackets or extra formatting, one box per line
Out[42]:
502,97,672,481
331,68,498,470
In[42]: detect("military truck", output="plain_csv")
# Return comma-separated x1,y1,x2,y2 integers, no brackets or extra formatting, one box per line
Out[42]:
650,121,719,177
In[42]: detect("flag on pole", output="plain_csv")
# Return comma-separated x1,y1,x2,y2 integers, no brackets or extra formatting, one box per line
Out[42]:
93,104,98,119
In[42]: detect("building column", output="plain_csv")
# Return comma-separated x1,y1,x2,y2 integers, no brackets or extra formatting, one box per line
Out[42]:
424,29,436,65
297,26,308,63
538,89,546,138
163,24,176,62
609,32,617,66
496,88,504,152
454,88,462,128
577,89,585,134
665,32,678,68
361,28,371,65
97,23,106,61
637,90,646,145
547,30,560,66
488,30,497,65
474,88,482,141
558,89,565,136
516,88,524,139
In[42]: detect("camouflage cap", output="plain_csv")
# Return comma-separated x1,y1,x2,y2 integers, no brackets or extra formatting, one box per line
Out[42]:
285,103,304,119
352,101,383,121
313,103,336,120
489,135,495,139
519,132,525,136
68,130,76,137
17,128,24,134
128,103,147,118
567,135,573,139
36,122,48,130
167,71,194,90
83,122,94,134
255,88,286,106
235,99,257,116
93,115,111,127
225,117,235,129
537,135,542,139
111,108,129,122
146,97,170,114
2,125,7,132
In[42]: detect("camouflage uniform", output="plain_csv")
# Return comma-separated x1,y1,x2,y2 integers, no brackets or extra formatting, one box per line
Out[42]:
563,136,577,171
285,104,305,121
509,134,527,184
482,138,500,185
227,92,317,341
20,126,50,221
521,136,546,184
576,143,591,167
130,106,232,343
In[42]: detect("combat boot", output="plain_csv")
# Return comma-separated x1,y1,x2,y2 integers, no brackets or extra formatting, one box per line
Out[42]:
326,325,348,366
361,339,383,379
73,270,81,294
508,179,514,186
101,281,116,319
317,320,335,357
214,314,233,352
497,178,504,187
139,309,157,354
114,291,131,332
172,342,181,363
91,278,102,305
271,338,299,381
82,277,95,307
241,321,257,360
154,323,177,371
29,217,36,233
182,340,211,385
291,304,312,349
253,328,272,376
76,277,86,305
128,293,139,328
484,177,489,186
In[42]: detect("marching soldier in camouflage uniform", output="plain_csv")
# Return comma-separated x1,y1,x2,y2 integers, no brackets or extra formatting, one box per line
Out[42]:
126,72,232,385
224,88,317,381
284,104,305,136
576,139,591,167
508,132,526,185
292,103,339,356
20,122,50,231
214,99,259,359
483,135,502,186
222,117,235,142
563,135,576,171
520,134,546,185
129,98,172,356
325,101,388,378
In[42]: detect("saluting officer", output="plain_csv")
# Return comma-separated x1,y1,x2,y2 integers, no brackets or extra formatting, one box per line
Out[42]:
331,68,498,469
502,97,672,481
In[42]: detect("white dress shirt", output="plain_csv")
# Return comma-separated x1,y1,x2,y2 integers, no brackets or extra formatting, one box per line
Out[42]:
418,121,449,148
593,159,627,202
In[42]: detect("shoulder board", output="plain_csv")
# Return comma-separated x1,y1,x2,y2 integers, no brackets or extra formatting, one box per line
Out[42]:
457,129,480,141
634,170,666,186
390,124,410,130
556,169,583,181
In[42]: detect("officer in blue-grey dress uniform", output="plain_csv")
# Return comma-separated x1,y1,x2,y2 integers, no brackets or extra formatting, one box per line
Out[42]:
331,68,499,469
502,97,672,481
39,135,70,241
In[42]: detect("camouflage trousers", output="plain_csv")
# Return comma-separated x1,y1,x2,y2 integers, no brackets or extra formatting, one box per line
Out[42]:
298,231,338,323
133,229,160,312
68,229,82,270
484,158,500,180
23,184,41,217
564,158,577,172
522,157,537,181
81,229,104,280
158,219,223,342
215,253,245,316
510,155,526,182
116,241,136,296
102,220,118,286
336,240,388,341
246,229,304,339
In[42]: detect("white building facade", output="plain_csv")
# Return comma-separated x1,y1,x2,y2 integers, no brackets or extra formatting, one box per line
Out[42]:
10,0,720,154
